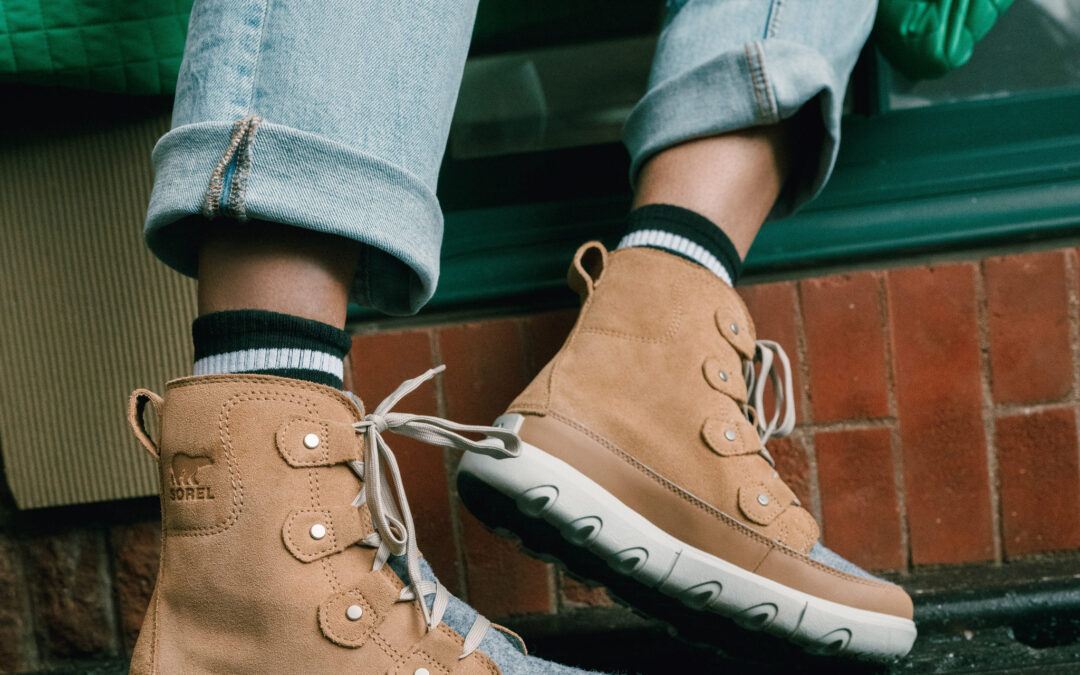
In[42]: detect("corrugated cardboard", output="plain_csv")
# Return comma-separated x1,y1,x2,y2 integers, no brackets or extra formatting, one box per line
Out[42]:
0,110,195,508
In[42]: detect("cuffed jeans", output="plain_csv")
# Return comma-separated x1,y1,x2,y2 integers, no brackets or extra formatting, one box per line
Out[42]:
146,0,876,316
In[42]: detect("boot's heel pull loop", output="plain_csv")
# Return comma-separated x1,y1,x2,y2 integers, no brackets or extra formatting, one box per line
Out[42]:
567,241,608,301
127,389,164,460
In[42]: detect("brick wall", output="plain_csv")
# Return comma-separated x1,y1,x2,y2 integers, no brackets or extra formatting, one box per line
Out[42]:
3,245,1080,672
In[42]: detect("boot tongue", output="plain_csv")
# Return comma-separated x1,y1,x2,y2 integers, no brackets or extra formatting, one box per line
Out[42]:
385,555,527,655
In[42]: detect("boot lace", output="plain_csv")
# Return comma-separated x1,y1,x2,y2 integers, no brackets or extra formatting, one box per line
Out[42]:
344,366,520,660
742,339,797,467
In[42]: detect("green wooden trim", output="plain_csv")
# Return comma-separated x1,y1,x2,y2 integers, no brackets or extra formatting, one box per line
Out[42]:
349,89,1080,321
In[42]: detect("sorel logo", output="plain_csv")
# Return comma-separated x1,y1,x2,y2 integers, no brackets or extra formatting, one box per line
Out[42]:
168,453,216,501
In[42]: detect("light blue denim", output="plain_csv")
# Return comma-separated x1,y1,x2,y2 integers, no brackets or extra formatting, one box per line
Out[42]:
146,0,874,316
625,0,877,218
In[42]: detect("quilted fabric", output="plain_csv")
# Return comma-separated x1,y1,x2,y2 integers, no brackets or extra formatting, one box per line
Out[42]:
0,0,194,95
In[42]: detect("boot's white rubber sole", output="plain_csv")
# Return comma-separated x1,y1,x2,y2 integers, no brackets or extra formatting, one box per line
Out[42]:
458,414,917,661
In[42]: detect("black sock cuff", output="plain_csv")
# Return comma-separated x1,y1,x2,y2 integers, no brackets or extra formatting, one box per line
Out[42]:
192,310,352,361
625,204,743,284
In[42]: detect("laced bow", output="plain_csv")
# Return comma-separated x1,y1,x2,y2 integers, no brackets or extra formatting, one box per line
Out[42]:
741,339,797,466
345,365,520,659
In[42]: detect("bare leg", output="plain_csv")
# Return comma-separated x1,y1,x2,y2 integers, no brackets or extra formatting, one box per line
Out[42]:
632,123,793,258
197,219,361,328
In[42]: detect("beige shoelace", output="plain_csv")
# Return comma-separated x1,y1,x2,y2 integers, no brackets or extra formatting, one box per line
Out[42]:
742,339,797,466
344,366,520,660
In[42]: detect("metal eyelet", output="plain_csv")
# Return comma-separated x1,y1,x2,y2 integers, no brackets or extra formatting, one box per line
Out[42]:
730,323,739,335
757,494,770,506
346,604,363,621
718,370,729,382
310,523,327,540
724,430,737,442
303,433,320,449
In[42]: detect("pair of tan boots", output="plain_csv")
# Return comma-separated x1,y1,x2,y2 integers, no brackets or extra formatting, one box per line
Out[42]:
126,244,915,673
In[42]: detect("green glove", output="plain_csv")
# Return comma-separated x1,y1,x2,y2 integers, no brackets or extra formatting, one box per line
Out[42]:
875,0,1014,80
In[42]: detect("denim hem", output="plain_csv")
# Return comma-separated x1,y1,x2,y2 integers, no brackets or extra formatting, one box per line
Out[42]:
622,39,844,221
145,120,443,316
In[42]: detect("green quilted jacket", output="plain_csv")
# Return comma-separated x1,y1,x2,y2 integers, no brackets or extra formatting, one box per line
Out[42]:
0,0,1012,96
0,0,193,95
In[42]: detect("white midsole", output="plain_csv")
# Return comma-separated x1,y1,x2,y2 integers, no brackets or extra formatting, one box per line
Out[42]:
458,414,917,659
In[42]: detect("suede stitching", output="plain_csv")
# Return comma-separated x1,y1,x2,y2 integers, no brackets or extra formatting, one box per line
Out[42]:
320,557,342,594
702,355,748,403
166,374,363,419
701,413,758,457
147,489,164,673
395,647,447,675
284,507,363,562
277,417,362,467
544,411,895,589
738,482,783,525
165,391,316,537
372,629,405,662
619,246,750,313
318,588,377,648
578,273,687,344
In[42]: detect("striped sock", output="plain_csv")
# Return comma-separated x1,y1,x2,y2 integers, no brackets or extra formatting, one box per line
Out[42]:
617,204,742,286
192,310,352,389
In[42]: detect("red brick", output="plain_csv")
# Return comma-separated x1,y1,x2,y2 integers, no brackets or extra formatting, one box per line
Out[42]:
349,330,462,593
459,510,554,617
437,319,554,615
438,319,527,426
110,520,160,654
739,282,809,422
985,251,1073,404
0,534,35,672
800,273,890,422
523,309,578,379
887,264,994,565
23,529,118,659
815,428,904,570
996,409,1080,557
559,573,613,608
767,435,813,512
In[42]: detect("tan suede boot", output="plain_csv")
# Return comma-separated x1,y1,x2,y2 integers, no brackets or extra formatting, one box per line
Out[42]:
458,243,917,660
126,370,596,674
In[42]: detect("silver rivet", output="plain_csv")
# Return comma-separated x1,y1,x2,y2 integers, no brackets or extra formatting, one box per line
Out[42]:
415,669,430,675
718,370,729,382
730,323,739,335
346,604,363,621
724,430,737,441
303,433,320,449
757,494,770,506
310,523,327,540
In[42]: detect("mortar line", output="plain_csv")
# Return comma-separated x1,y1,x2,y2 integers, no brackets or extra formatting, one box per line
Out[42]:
431,328,470,600
993,400,1080,416
791,282,823,524
798,418,897,433
1063,250,1080,553
974,259,1003,564
877,271,911,573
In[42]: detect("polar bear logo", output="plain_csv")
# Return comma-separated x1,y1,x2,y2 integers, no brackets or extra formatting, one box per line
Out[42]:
170,453,214,487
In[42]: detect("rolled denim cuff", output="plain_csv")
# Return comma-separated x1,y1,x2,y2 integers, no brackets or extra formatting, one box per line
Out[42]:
145,120,442,316
624,39,845,221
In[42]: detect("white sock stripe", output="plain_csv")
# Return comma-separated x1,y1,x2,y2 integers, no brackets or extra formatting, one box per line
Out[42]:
194,347,344,380
618,229,733,286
